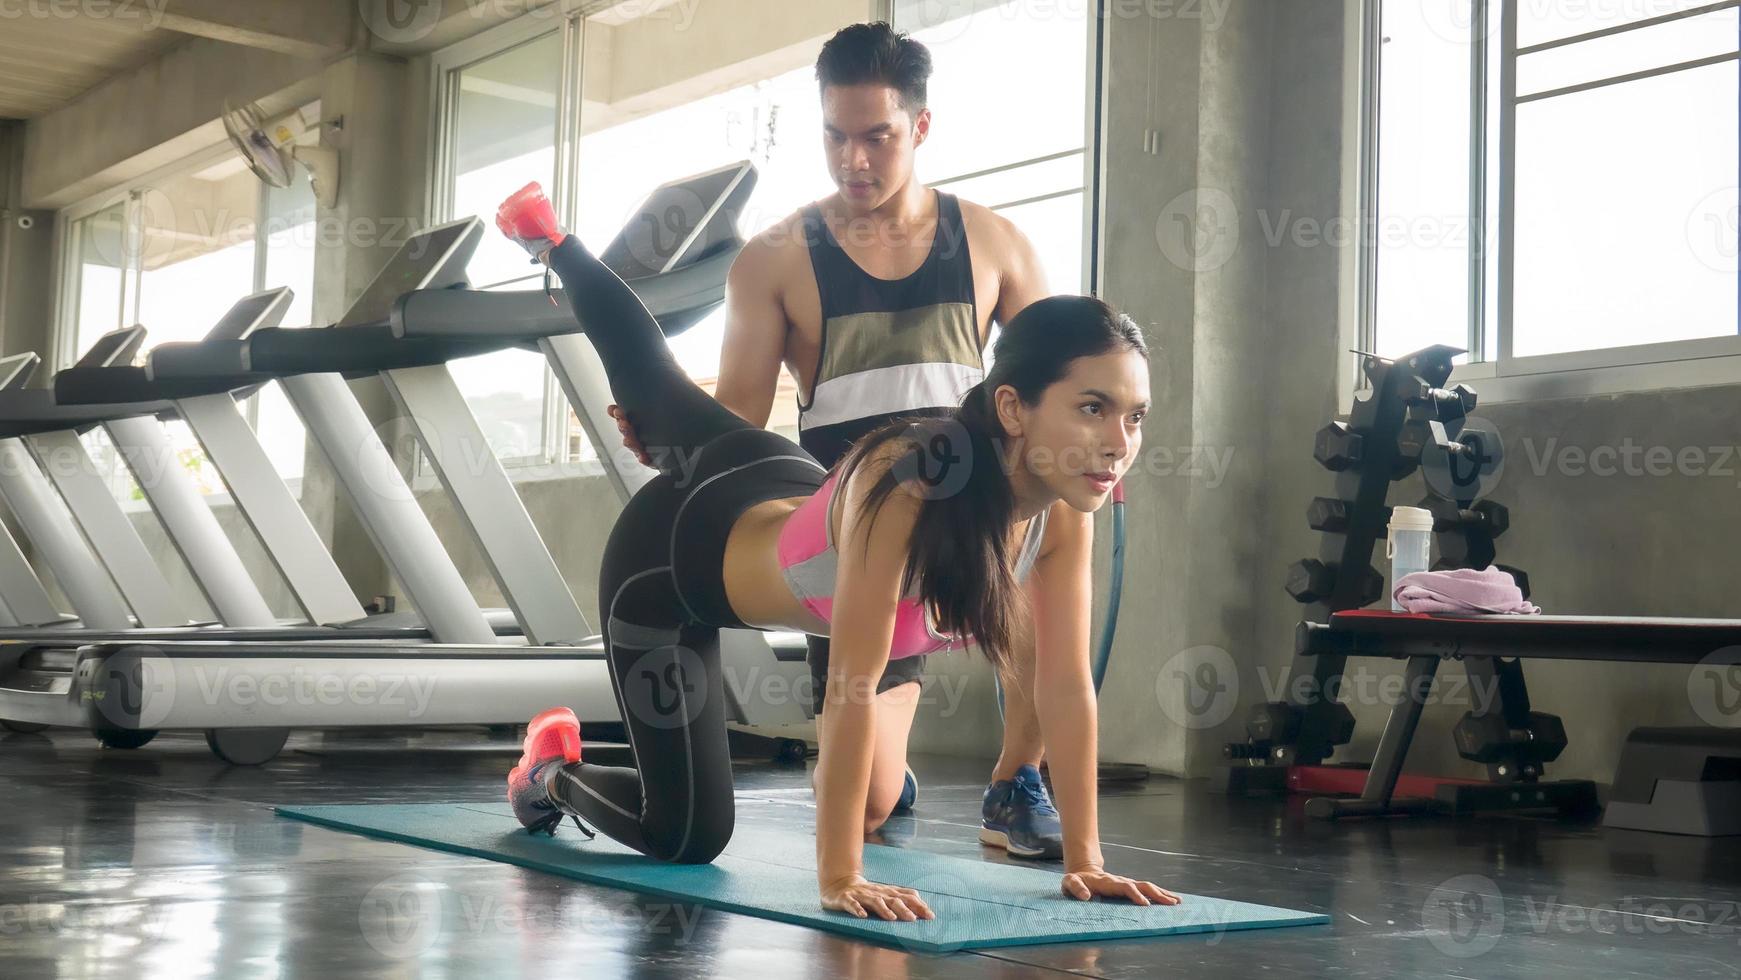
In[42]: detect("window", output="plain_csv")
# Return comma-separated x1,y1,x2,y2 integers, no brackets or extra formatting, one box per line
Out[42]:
441,29,564,465
1370,0,1478,360
430,1,1099,466
58,141,318,501
67,203,129,355
570,20,845,446
1366,0,1739,385
255,175,318,481
897,0,1093,296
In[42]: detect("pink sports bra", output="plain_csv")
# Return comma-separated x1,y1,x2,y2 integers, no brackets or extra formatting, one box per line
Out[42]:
776,470,1049,659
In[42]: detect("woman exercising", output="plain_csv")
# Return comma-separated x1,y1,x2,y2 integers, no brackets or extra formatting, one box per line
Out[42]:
496,181,1179,922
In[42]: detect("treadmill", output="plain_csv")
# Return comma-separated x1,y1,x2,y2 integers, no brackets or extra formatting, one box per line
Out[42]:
0,349,199,633
0,299,525,645
9,163,806,762
0,353,119,631
47,292,520,637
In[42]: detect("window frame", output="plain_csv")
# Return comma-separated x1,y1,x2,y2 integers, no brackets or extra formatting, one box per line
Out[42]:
889,0,1102,294
51,131,320,509
54,140,244,370
1358,0,1741,403
52,141,317,385
426,13,577,473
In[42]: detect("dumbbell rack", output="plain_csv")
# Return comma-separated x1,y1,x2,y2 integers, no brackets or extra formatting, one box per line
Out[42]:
1214,345,1591,820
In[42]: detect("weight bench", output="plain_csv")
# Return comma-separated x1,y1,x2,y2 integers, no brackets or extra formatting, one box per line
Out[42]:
1293,610,1741,821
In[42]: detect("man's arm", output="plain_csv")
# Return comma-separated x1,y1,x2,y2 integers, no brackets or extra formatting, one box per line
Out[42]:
992,213,1052,328
712,237,789,428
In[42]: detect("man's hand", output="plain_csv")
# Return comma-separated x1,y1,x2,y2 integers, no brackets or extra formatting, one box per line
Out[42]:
606,405,653,467
1061,865,1182,906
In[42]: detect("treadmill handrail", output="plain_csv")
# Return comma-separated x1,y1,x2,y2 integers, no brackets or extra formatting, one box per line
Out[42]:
0,388,175,435
390,245,738,342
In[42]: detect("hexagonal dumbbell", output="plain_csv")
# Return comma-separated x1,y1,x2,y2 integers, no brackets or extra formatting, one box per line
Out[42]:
1286,559,1385,606
1307,497,1350,533
1436,383,1478,420
1286,559,1337,604
1423,498,1510,538
1452,710,1566,767
1397,417,1455,462
1494,563,1530,600
1245,703,1302,744
1308,497,1402,535
1314,422,1363,471
1436,533,1497,570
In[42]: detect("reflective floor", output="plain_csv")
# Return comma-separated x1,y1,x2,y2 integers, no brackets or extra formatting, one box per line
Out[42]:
1,727,1739,979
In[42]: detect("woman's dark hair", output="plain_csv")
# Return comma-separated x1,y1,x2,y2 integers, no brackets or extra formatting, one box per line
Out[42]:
815,22,933,112
834,296,1150,673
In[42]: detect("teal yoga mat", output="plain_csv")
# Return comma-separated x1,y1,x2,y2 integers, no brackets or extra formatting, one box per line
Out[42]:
277,802,1328,953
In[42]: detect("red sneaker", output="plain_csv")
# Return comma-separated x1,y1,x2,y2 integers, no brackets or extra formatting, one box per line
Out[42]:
506,706,584,835
496,181,568,258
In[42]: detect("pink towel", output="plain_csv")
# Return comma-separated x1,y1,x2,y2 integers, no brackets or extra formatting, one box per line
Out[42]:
1393,567,1539,615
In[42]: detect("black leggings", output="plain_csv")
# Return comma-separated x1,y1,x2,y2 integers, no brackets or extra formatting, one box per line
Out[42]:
542,238,825,863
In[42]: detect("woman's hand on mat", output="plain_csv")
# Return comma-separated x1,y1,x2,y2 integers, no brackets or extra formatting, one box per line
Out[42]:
1060,866,1182,906
607,404,653,467
821,874,936,921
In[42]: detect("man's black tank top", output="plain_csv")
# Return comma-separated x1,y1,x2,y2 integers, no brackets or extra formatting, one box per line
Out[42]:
797,190,984,468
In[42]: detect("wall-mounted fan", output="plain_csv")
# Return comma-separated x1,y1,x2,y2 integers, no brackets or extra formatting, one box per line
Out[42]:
222,101,341,208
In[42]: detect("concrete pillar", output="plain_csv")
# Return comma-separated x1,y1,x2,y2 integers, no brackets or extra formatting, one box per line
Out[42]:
1090,0,1356,776
300,52,423,606
0,120,54,362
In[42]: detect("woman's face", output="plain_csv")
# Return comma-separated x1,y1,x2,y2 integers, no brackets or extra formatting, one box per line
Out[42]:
1001,350,1150,512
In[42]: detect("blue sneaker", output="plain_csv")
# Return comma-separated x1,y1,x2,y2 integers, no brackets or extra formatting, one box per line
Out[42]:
980,764,1063,860
893,765,917,814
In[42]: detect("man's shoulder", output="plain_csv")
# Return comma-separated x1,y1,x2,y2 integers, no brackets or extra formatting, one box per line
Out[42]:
742,206,823,261
733,209,810,277
946,193,1027,249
